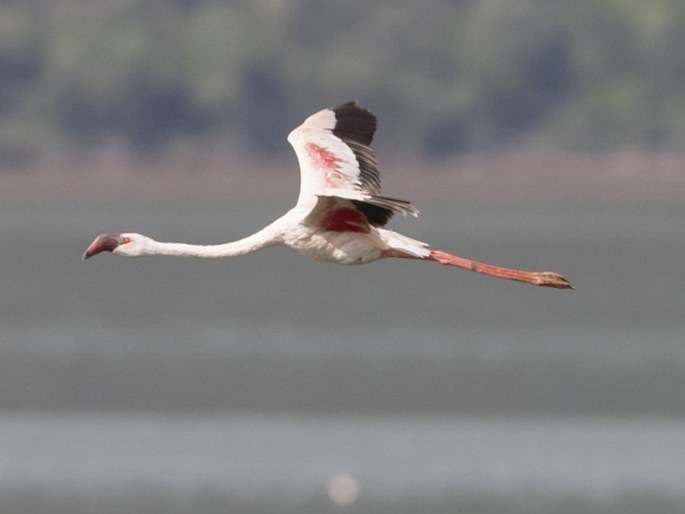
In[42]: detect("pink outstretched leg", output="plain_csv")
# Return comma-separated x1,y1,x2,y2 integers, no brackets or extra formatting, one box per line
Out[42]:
382,249,573,289
428,250,573,289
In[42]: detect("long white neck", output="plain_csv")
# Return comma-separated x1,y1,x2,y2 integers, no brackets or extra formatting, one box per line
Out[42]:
143,238,268,258
126,225,284,259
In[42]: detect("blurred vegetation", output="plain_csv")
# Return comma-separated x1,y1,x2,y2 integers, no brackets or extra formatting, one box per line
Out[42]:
1,0,685,165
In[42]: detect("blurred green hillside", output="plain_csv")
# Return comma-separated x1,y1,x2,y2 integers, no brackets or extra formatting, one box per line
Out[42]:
2,0,685,165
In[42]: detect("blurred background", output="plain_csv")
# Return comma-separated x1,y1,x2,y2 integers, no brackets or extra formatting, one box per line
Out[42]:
1,1,685,513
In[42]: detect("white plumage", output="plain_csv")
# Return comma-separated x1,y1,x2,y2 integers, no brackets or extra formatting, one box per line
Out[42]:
84,101,572,289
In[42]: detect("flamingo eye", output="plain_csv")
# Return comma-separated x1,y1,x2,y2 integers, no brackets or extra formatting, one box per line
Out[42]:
122,236,132,244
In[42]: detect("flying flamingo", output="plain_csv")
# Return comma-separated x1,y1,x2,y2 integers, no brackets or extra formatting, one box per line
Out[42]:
84,101,572,289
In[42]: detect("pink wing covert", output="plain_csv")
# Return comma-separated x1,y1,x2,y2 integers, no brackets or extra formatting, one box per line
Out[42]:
287,101,418,227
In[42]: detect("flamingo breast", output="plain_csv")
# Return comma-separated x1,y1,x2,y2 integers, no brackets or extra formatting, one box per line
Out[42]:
283,214,382,264
292,231,382,264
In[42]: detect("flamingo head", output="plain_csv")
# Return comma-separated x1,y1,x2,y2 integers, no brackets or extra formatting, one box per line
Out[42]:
82,232,149,259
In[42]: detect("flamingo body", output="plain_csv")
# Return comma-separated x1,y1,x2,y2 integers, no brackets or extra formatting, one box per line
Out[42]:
84,101,572,289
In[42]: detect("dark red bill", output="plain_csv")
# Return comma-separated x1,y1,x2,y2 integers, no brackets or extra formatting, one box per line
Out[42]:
82,233,123,260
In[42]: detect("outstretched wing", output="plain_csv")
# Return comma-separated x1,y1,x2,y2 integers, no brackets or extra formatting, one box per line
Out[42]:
287,101,418,227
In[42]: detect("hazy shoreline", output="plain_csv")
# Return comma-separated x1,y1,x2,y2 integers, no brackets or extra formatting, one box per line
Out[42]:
1,150,684,200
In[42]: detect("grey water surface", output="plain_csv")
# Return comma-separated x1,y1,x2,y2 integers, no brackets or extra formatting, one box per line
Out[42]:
1,195,683,513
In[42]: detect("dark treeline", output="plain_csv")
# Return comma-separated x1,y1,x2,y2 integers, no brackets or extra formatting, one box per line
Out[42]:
2,0,685,164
